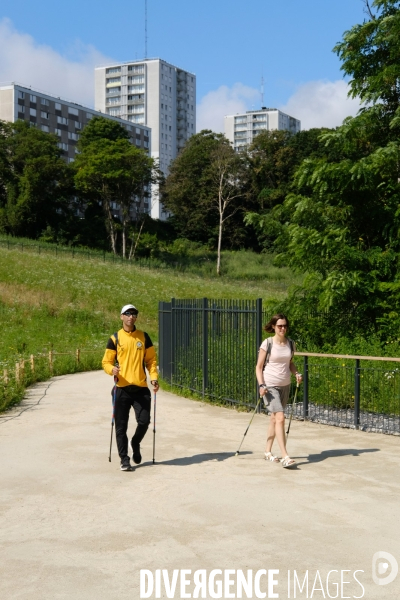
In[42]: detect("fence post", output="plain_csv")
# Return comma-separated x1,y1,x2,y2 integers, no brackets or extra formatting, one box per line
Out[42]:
15,362,20,383
30,354,34,372
202,297,208,399
354,359,360,429
256,298,263,410
171,298,176,385
76,348,80,363
303,356,309,420
3,369,8,384
49,350,53,374
20,360,25,380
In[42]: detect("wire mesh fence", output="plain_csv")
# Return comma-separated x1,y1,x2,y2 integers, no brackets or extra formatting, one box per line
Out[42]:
159,298,400,436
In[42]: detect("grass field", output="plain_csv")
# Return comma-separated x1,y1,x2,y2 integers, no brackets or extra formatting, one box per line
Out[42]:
0,243,299,411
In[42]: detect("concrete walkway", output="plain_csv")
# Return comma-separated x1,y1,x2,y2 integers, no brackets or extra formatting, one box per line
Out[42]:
0,371,399,600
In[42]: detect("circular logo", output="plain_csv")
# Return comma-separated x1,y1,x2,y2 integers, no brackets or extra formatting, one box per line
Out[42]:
136,341,143,348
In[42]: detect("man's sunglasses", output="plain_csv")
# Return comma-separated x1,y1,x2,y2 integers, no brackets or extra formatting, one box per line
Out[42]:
123,311,138,317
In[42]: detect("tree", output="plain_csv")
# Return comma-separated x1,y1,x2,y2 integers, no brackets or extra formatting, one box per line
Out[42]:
276,0,400,341
243,129,331,251
163,130,252,250
78,116,129,150
0,120,74,239
209,140,245,275
74,138,157,256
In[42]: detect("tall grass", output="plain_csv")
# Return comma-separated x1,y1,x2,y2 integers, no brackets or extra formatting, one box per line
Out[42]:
0,242,298,412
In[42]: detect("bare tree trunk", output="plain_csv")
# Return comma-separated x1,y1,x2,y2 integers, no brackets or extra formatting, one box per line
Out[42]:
217,214,223,276
129,217,145,260
121,216,127,259
105,201,117,255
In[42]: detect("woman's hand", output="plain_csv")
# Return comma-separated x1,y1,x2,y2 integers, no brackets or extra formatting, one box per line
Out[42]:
258,384,267,396
295,372,303,384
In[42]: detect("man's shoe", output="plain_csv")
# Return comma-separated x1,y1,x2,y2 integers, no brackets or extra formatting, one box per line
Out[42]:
130,439,142,464
120,458,132,471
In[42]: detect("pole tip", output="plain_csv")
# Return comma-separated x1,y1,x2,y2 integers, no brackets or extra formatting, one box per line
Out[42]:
235,451,239,456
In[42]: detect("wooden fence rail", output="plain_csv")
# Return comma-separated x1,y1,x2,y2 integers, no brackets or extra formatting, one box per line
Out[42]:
0,348,100,385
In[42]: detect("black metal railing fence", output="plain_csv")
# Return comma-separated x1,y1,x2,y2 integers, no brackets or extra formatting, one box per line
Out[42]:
159,298,400,436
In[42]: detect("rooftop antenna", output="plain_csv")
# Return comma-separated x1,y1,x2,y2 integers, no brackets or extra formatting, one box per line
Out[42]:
145,0,148,59
261,74,265,107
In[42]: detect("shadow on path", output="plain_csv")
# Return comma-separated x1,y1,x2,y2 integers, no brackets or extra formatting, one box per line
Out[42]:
295,447,380,467
153,451,252,467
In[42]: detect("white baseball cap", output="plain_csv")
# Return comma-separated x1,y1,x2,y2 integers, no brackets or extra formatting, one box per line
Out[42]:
120,304,138,314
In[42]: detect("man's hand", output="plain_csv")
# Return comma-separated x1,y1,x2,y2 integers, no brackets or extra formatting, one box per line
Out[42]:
151,380,160,393
112,365,120,378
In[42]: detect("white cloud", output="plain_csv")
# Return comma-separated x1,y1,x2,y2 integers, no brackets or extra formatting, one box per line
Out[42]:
279,80,362,130
196,83,260,133
197,79,363,134
0,18,114,108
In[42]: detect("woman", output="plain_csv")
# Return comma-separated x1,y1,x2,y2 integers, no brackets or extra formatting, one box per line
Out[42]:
255,313,302,468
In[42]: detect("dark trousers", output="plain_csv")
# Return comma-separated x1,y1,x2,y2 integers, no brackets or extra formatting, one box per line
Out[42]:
114,385,151,461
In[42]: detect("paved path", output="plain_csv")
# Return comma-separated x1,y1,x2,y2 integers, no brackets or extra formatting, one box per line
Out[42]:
0,371,399,600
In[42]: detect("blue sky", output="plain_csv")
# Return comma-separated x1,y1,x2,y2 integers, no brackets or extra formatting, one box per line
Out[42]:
0,0,367,130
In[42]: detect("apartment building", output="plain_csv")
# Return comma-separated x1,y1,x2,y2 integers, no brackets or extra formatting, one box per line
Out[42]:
95,58,196,219
0,83,152,217
0,83,151,161
224,107,301,152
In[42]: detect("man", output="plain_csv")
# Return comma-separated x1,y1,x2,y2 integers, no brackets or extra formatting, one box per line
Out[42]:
102,304,159,471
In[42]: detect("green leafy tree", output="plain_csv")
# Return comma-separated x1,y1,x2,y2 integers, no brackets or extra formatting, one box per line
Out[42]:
277,0,400,342
163,130,251,250
78,116,129,150
0,120,74,239
74,138,156,256
243,129,331,251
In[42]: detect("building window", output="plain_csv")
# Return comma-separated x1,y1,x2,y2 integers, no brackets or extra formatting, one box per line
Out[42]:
76,122,82,129
68,132,80,141
128,65,144,73
57,142,68,151
106,77,121,85
41,111,49,119
18,90,25,99
57,116,68,125
30,94,36,103
30,108,37,117
55,102,62,111
107,87,122,96
106,67,121,74
41,125,49,132
68,107,79,116
54,128,62,136
107,97,121,105
18,105,25,114
41,98,50,106
128,115,144,124
128,75,144,83
107,108,121,116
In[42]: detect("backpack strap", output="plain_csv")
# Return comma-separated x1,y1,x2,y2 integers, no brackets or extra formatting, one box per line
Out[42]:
113,331,119,366
263,337,295,369
263,337,273,370
288,337,295,361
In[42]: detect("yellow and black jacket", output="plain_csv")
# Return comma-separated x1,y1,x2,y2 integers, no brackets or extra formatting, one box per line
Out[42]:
102,327,158,388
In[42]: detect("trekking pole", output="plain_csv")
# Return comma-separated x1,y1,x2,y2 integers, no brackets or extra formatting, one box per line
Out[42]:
235,396,262,456
286,382,300,437
152,391,157,464
109,376,117,462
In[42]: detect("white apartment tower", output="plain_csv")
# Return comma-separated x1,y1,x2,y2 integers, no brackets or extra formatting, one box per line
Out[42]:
225,108,301,152
95,58,196,220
